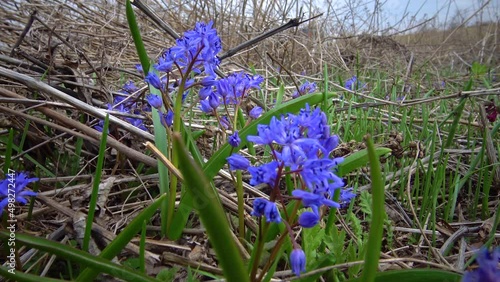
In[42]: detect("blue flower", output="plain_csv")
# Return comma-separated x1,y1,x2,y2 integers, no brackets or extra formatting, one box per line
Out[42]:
94,120,108,133
251,198,268,217
292,81,317,98
345,75,366,91
248,161,279,187
290,249,306,276
135,64,143,74
462,247,500,282
146,94,162,109
155,21,221,77
216,72,263,105
145,72,163,90
208,92,220,109
226,154,250,170
251,198,281,223
298,210,319,228
199,99,213,113
264,201,281,223
292,189,339,209
0,172,38,215
249,106,263,119
160,110,174,128
126,117,148,131
220,116,230,129
228,131,240,147
122,80,138,93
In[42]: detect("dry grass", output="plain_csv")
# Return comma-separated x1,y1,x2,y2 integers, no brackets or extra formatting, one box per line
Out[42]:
0,0,499,280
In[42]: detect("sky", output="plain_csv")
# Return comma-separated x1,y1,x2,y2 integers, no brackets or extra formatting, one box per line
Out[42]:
381,0,499,28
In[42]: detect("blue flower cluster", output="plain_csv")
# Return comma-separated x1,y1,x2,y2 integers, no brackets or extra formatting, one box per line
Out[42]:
95,81,149,132
462,247,500,282
292,81,317,98
0,172,38,215
227,104,355,228
344,75,366,91
199,72,264,114
144,21,221,96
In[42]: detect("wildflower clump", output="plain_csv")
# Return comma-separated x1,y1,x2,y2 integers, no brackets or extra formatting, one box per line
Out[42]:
0,172,39,215
95,80,149,132
227,103,355,276
344,75,366,91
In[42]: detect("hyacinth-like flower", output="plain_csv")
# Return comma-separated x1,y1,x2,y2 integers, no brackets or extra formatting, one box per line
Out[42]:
146,94,162,109
94,80,148,132
0,172,39,215
345,75,366,91
249,106,263,119
226,153,250,170
154,21,221,81
160,110,174,128
251,198,281,223
228,131,241,147
292,81,317,98
462,247,500,282
290,249,306,276
240,104,354,227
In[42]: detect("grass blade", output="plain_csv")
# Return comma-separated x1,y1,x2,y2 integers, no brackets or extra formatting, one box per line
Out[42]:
0,232,158,282
77,194,167,281
83,114,109,252
172,133,249,282
360,135,386,282
126,0,150,72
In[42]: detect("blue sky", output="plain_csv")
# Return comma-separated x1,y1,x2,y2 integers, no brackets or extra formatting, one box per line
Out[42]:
383,0,499,27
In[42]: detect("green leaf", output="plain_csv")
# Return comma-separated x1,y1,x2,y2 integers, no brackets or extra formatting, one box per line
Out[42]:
360,136,386,282
359,190,373,219
336,147,391,177
347,269,461,282
470,61,488,76
156,267,180,281
84,114,109,252
172,133,249,282
303,225,325,269
126,0,150,72
0,265,65,282
77,194,167,281
0,232,157,282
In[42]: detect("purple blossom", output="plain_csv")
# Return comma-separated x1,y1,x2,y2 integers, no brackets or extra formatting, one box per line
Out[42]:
249,106,263,119
126,117,148,131
216,72,263,105
155,21,221,77
135,64,143,74
161,110,174,128
292,189,339,209
292,81,317,98
226,154,250,170
251,198,281,223
298,211,319,228
290,249,306,276
345,75,366,91
122,80,138,93
462,247,500,282
220,116,230,129
0,172,38,215
146,94,162,109
248,161,279,187
145,72,163,90
228,131,241,147
199,99,213,113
